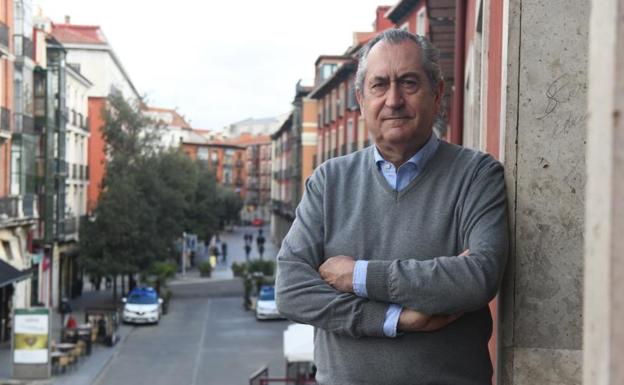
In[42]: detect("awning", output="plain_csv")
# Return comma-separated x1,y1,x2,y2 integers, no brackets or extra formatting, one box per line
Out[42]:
0,259,33,288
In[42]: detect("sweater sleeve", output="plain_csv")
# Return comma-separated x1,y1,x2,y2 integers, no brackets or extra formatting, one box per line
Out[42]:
275,167,388,338
365,157,509,315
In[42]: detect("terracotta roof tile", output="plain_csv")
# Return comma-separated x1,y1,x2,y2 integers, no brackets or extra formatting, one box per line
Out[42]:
51,23,107,45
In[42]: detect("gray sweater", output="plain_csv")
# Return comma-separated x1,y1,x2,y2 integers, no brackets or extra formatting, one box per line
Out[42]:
275,141,509,385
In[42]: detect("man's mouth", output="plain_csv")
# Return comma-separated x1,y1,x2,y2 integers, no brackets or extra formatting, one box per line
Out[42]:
382,116,410,121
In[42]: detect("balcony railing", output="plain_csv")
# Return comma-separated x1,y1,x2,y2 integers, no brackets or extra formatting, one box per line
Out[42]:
0,195,38,224
58,215,85,239
14,35,33,59
1,107,10,132
13,113,35,134
0,23,8,49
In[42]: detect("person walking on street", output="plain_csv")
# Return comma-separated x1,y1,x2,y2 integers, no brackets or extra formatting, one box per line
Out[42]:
256,230,266,260
221,242,228,264
275,29,509,385
244,244,251,262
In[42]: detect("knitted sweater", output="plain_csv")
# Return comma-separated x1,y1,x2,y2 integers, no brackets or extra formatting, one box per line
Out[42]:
275,141,509,385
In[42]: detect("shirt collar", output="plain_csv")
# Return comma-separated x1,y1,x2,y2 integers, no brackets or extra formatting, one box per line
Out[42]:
374,134,440,170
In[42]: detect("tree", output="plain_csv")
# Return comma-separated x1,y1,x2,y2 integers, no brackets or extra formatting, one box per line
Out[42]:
218,189,244,229
80,95,225,298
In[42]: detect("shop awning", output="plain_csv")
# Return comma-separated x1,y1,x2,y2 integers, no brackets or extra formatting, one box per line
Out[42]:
0,259,33,288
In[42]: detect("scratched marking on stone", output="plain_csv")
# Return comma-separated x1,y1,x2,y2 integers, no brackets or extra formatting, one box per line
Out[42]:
537,74,583,121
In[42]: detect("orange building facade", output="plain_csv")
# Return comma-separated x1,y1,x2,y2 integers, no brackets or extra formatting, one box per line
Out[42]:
182,132,247,198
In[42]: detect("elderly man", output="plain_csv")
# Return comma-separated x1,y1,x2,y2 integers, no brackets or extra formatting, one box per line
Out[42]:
275,29,508,385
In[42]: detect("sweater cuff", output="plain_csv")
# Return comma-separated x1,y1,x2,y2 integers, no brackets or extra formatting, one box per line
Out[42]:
365,260,392,303
359,300,389,337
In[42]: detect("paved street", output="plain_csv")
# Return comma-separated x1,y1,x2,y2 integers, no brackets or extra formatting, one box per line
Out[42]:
94,227,289,385
216,225,279,267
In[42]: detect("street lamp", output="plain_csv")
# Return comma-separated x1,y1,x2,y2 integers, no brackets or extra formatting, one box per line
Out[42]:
181,232,187,276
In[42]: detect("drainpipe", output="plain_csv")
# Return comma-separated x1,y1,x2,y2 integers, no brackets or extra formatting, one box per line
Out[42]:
451,0,466,145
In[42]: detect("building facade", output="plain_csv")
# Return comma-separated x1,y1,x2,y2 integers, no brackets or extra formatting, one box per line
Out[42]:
49,19,141,212
182,132,247,197
143,106,193,151
236,135,271,224
270,82,315,245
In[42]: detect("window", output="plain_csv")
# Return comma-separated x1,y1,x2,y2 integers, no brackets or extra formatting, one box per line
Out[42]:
2,241,13,261
347,80,358,110
338,125,344,154
10,140,21,195
347,119,354,152
416,7,427,36
197,147,209,161
320,63,337,82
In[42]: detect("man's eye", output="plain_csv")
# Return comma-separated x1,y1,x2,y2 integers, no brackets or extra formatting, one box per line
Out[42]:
370,83,388,94
401,80,419,91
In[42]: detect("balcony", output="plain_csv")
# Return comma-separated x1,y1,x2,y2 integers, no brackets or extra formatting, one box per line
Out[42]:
13,35,33,60
0,108,10,140
0,195,38,227
0,23,8,50
58,215,85,241
13,113,35,134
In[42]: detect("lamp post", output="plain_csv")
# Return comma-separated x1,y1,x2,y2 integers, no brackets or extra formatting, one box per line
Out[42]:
181,232,187,276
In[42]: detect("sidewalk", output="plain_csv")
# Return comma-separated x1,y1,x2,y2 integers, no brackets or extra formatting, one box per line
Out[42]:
169,264,235,286
0,287,132,385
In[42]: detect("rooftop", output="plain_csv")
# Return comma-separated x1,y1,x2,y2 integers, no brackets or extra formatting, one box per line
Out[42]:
51,23,108,45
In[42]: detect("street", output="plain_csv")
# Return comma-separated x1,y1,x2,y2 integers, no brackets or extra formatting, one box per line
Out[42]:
95,226,289,385
219,225,279,266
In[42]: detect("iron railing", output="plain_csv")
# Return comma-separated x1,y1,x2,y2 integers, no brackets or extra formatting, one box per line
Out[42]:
0,194,38,222
0,23,8,49
1,107,10,132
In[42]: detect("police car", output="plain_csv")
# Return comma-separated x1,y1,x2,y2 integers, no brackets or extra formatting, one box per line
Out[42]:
122,287,163,324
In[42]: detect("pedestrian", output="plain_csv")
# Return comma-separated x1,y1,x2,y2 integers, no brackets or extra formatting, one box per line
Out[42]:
256,232,266,260
221,242,228,264
244,244,251,262
66,313,77,329
275,29,509,385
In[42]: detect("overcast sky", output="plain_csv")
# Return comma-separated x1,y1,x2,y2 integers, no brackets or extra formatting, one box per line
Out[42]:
34,0,389,130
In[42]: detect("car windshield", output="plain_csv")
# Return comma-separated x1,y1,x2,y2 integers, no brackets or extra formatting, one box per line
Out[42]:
259,287,275,301
127,292,157,304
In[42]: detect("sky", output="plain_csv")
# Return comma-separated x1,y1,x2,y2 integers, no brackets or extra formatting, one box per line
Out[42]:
34,0,391,131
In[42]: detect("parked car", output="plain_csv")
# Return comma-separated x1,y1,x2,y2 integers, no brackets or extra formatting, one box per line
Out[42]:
255,285,284,320
122,287,163,324
252,218,264,227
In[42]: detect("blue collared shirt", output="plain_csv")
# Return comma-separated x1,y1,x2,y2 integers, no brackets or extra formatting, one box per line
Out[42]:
353,134,440,337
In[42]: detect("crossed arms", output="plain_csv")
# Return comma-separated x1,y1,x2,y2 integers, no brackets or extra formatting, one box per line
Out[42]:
275,160,509,338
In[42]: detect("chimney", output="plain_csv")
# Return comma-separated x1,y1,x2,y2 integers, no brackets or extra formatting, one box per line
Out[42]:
64,15,70,24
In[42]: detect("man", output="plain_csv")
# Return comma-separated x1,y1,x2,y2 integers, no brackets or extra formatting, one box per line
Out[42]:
275,29,508,385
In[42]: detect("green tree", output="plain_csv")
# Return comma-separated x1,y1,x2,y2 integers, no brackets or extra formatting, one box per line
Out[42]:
80,95,226,299
218,189,244,228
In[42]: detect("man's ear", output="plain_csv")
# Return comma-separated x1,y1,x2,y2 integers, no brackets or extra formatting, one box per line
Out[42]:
434,80,444,108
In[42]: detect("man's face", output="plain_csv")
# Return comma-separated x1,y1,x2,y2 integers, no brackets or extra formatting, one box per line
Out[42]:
356,40,443,149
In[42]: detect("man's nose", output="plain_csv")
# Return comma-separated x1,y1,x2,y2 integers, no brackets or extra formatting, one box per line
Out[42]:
385,82,404,109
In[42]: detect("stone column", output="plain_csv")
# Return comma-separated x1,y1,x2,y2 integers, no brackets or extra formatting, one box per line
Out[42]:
500,0,588,383
584,0,624,384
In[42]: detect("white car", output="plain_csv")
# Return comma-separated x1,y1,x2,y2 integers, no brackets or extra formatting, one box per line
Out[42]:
122,287,163,324
256,285,285,320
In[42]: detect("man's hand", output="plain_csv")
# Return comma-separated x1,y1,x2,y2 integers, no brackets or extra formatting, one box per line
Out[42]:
397,308,463,332
319,255,356,293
